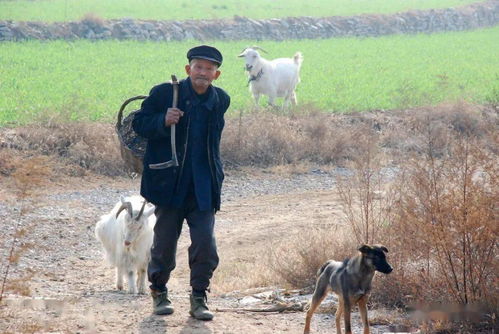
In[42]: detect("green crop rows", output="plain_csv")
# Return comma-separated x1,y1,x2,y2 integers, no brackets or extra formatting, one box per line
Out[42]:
1,26,498,125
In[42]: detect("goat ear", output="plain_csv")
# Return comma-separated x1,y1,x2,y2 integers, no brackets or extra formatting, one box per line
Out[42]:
143,204,155,218
237,52,245,58
253,46,268,53
358,245,371,254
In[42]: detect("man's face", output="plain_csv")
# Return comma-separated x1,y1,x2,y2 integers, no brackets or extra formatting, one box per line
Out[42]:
185,58,221,93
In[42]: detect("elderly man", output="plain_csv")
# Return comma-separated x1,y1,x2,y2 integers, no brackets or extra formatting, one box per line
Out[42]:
132,45,230,320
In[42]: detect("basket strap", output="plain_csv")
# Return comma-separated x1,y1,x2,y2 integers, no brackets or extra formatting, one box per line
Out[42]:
116,95,148,130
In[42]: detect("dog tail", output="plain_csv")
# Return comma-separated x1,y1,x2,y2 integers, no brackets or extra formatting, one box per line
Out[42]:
317,260,333,276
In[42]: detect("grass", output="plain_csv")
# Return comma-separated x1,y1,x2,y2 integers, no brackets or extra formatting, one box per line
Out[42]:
0,0,482,22
0,26,498,125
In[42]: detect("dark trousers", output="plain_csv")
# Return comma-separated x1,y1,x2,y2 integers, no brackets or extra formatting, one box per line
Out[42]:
148,193,219,292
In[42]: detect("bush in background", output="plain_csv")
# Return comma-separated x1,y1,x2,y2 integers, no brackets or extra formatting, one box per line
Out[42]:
388,108,498,306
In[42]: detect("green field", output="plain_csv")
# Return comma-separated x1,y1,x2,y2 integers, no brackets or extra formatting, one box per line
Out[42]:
1,26,498,125
0,0,482,22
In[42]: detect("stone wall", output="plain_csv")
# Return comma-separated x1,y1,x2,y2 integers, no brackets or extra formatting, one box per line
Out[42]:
0,1,498,41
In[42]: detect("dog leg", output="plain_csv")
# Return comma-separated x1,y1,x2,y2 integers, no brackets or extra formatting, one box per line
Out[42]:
358,295,370,334
336,299,344,334
304,279,329,333
343,300,353,334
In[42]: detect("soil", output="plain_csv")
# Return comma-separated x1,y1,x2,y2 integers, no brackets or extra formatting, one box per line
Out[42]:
0,168,406,334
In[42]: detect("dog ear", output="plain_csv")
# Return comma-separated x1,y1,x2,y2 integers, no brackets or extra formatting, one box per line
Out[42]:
380,246,389,253
358,245,371,254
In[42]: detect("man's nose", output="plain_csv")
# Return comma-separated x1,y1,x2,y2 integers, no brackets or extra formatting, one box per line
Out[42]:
197,67,209,75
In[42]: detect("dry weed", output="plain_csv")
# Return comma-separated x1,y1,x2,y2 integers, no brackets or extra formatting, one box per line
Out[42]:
1,102,495,178
380,106,498,331
0,306,54,334
222,109,362,167
1,121,124,177
391,112,498,305
267,225,355,289
213,260,275,294
335,123,393,245
0,156,52,303
80,12,105,27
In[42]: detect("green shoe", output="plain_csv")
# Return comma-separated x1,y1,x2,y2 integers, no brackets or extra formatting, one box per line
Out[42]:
151,289,174,315
189,292,214,321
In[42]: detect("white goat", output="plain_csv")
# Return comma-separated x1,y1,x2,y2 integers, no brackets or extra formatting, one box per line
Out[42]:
95,195,155,294
238,47,303,108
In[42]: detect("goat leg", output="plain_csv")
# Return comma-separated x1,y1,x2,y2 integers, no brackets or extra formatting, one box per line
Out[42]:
116,266,124,290
127,270,137,294
137,268,146,294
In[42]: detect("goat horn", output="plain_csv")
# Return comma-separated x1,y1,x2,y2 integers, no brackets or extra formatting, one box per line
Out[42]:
252,46,268,53
135,200,147,220
116,201,133,219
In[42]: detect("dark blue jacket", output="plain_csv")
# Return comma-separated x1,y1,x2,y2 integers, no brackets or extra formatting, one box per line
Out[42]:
132,78,230,211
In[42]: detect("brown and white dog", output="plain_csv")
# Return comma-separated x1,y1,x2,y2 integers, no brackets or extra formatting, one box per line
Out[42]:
304,245,393,334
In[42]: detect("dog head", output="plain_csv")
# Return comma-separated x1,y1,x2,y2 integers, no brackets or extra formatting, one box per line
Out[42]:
359,244,393,274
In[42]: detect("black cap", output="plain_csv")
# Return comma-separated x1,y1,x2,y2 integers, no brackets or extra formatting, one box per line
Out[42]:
187,45,223,67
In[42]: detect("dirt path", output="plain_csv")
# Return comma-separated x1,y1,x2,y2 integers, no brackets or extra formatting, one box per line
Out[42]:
0,170,399,333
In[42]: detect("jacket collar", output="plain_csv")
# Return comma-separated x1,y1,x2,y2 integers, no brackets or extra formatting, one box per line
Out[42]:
182,77,218,111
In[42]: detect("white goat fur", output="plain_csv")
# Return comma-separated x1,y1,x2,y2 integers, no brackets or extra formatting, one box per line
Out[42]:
238,47,303,108
95,195,155,294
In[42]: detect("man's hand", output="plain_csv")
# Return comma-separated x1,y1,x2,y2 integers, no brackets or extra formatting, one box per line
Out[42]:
165,107,184,127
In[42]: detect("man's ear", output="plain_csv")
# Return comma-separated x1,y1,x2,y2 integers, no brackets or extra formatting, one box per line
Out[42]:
358,245,371,254
185,64,191,76
213,70,221,80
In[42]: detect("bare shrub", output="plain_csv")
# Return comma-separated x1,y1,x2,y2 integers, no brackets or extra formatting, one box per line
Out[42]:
3,102,494,178
80,12,105,28
331,122,405,306
0,148,21,177
383,106,498,331
1,121,124,176
335,123,393,245
0,156,52,303
212,259,276,293
268,225,355,289
301,110,359,164
222,112,305,166
222,109,361,167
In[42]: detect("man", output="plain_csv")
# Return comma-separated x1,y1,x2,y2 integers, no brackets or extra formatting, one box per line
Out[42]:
132,45,230,321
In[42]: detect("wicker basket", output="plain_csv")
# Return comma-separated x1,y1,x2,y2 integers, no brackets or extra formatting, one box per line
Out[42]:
115,95,148,174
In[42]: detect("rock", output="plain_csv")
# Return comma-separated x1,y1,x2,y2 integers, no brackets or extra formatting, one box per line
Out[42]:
0,1,497,41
